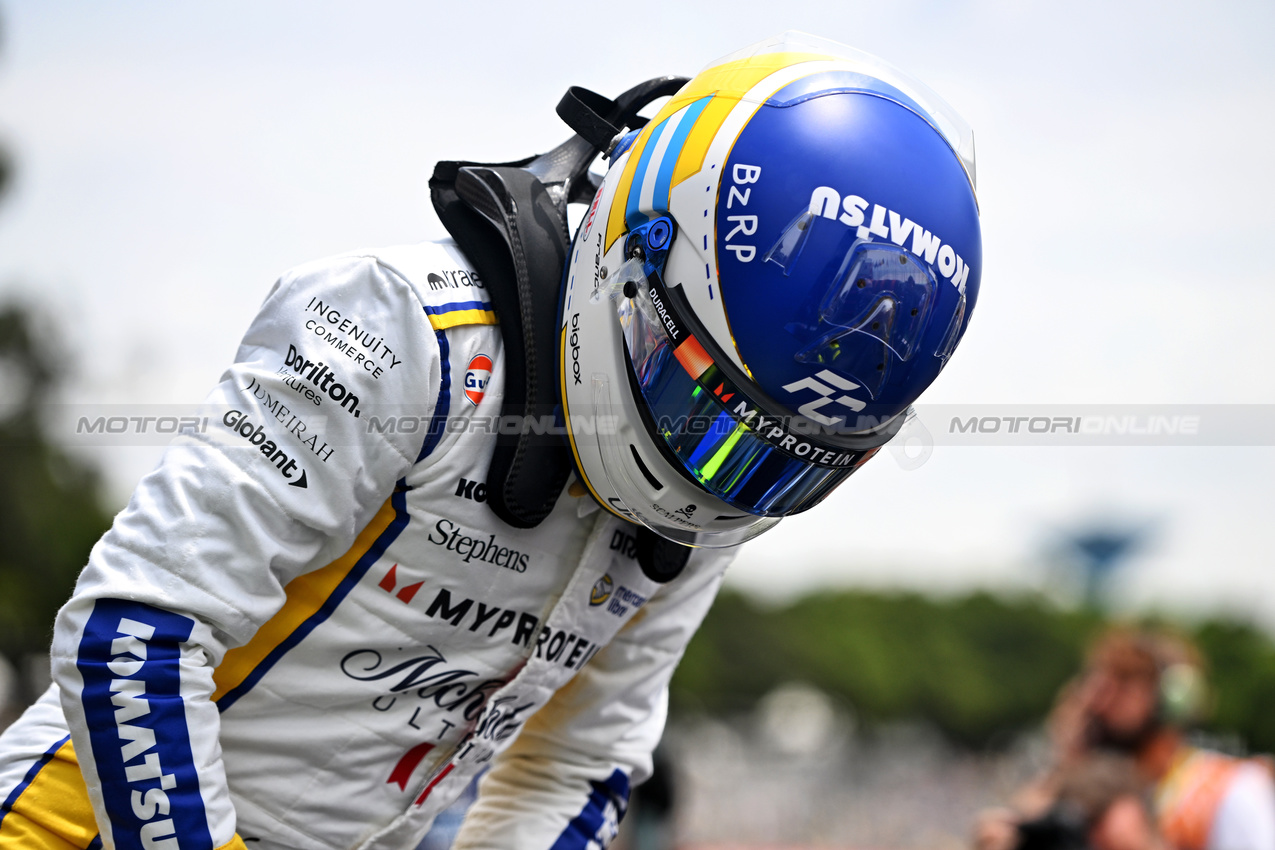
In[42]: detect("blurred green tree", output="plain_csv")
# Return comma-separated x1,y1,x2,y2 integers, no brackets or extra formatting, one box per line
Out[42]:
0,13,113,705
0,304,114,702
673,588,1275,753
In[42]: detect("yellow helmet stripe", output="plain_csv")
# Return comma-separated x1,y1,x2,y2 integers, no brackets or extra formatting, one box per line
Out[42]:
603,52,829,251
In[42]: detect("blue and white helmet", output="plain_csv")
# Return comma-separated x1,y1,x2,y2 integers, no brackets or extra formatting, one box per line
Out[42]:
559,32,981,547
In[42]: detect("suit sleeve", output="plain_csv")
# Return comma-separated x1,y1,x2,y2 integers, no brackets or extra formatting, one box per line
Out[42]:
451,547,734,850
49,254,441,850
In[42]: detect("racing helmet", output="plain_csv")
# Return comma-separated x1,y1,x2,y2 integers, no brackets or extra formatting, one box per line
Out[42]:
559,32,982,547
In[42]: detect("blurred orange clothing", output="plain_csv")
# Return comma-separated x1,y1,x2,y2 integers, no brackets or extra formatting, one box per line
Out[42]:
1156,748,1275,850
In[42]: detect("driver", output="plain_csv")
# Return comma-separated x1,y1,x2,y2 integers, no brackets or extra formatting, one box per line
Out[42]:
0,32,981,850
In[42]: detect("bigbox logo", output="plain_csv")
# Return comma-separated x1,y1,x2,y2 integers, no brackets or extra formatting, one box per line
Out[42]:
568,313,582,386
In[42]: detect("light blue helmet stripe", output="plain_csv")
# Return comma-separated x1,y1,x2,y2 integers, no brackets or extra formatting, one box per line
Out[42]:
624,117,668,230
651,95,713,214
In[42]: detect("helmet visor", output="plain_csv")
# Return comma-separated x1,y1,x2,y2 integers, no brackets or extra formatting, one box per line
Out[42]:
617,280,879,517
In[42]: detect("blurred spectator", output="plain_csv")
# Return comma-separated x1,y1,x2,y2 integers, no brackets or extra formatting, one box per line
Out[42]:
974,627,1275,850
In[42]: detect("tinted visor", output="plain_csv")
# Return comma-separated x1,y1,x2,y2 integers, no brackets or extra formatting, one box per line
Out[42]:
616,270,879,517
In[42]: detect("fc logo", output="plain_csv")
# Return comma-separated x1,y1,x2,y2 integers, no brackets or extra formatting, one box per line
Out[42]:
782,369,865,425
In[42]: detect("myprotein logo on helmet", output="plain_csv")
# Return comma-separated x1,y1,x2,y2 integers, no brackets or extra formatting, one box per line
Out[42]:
722,164,762,263
808,187,971,291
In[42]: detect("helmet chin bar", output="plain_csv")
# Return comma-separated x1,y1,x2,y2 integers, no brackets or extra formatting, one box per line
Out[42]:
590,372,781,548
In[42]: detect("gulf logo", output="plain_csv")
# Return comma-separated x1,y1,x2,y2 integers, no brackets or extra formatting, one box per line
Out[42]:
464,354,493,406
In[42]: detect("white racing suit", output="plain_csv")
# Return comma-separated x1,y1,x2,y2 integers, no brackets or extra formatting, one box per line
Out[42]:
0,242,734,850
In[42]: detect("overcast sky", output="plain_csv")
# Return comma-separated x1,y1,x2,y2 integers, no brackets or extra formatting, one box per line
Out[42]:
1,2,1272,623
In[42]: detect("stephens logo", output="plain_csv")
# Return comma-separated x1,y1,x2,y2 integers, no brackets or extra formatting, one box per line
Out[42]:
589,574,613,606
464,355,493,406
427,518,528,572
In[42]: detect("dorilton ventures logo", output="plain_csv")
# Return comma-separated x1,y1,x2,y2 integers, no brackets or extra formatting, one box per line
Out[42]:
283,345,363,418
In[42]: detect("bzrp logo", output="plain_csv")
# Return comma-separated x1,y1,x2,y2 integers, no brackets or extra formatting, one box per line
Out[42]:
589,574,613,606
464,354,493,406
723,164,762,262
782,369,866,425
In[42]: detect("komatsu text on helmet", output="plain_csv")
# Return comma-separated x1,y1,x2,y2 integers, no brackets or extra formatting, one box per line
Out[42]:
559,32,982,547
